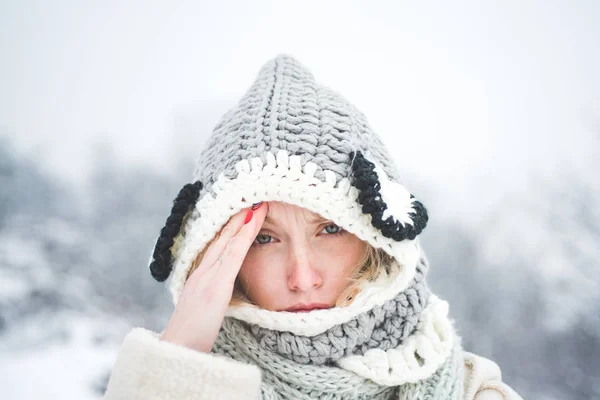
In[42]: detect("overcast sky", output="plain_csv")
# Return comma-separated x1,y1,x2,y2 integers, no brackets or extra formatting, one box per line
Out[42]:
1,1,599,215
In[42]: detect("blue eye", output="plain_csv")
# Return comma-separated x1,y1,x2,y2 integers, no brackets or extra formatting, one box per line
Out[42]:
322,223,342,234
254,234,273,245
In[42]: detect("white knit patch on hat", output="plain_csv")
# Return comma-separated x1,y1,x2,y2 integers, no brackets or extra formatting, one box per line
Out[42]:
370,159,417,226
337,295,454,386
167,150,421,320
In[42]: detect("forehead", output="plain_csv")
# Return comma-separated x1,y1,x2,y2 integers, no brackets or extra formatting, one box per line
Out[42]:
264,201,327,224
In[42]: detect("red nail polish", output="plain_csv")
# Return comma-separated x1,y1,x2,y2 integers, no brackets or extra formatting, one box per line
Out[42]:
251,202,262,210
244,210,254,224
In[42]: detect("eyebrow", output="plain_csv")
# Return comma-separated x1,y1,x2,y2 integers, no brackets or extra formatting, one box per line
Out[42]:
307,213,329,224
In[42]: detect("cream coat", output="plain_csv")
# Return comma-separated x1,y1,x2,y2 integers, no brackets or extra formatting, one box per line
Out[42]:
103,328,523,400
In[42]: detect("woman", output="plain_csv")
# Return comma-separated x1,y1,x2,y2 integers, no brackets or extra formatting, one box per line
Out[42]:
103,54,523,399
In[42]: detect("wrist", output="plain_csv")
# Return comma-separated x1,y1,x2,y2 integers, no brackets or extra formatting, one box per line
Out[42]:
159,331,212,353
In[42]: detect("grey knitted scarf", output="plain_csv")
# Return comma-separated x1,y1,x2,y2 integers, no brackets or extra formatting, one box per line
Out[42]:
211,259,464,399
212,306,464,400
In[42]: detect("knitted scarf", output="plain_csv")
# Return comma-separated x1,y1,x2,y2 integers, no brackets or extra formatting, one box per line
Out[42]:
211,259,465,400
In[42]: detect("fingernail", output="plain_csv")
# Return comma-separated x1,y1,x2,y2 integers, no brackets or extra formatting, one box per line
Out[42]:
244,210,254,225
251,202,263,210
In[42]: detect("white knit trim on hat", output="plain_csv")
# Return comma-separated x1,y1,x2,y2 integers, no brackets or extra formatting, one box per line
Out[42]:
168,150,421,334
337,295,454,386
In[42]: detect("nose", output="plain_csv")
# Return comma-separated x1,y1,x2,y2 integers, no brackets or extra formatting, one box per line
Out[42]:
287,245,323,292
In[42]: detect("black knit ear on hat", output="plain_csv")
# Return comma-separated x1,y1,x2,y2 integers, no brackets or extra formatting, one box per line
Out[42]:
350,151,428,241
149,181,203,282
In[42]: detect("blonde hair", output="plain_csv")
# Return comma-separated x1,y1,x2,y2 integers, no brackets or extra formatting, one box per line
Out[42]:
185,229,395,308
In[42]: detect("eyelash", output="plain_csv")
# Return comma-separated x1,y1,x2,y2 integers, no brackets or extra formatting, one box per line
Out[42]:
252,223,345,246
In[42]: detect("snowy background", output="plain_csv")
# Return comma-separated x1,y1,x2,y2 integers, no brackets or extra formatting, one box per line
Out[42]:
1,1,599,399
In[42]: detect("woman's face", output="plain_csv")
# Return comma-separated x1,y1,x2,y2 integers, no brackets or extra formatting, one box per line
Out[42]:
238,201,368,312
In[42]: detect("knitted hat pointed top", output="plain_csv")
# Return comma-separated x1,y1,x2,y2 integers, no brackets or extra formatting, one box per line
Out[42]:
149,54,429,308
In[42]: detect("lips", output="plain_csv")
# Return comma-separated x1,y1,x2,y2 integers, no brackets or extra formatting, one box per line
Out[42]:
284,303,332,313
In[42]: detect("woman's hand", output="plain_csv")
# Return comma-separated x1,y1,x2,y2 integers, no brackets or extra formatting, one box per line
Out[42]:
159,202,268,353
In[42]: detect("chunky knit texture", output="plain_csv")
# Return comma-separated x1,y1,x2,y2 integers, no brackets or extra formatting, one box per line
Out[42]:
397,339,464,400
193,57,402,195
149,181,202,282
213,291,463,399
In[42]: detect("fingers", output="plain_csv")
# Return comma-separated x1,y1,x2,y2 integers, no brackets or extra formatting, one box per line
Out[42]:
218,204,268,283
200,210,247,268
201,202,268,272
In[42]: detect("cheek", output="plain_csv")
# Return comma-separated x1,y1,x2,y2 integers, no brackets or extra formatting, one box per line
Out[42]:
238,250,286,304
317,235,367,278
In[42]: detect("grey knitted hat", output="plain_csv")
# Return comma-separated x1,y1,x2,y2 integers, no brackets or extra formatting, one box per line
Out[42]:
149,54,429,306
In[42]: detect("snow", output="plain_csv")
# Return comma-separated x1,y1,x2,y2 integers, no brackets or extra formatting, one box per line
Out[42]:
0,314,127,399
